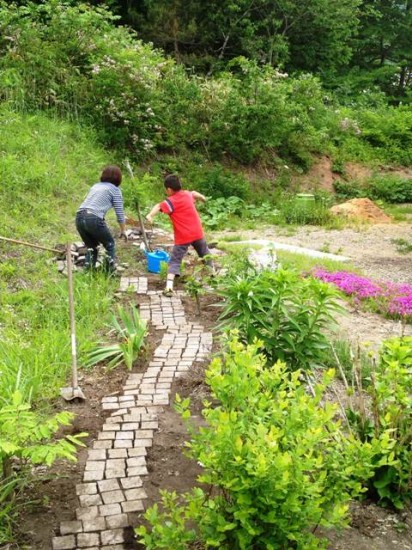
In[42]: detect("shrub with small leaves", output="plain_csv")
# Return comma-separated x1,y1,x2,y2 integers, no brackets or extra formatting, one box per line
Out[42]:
137,337,379,549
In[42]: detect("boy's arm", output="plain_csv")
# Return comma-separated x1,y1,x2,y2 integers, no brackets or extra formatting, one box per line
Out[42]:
146,203,161,223
191,190,207,203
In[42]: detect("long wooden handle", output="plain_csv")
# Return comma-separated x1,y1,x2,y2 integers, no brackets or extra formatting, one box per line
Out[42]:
0,235,61,254
66,244,78,389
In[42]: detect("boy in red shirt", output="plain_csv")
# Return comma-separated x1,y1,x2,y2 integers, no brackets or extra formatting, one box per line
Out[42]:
146,174,211,296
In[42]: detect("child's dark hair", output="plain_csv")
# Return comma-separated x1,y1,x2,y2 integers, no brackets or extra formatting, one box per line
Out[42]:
164,174,182,191
101,165,122,186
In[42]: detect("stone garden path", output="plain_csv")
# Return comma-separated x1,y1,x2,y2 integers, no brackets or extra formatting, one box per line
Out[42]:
52,276,213,550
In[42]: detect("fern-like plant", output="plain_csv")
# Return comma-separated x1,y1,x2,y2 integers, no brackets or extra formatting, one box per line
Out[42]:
86,305,147,370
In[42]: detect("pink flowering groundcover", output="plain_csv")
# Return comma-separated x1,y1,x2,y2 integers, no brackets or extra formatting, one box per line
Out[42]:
312,269,412,320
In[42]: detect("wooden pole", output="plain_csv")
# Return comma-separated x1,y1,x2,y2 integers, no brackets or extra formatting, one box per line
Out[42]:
66,244,79,389
0,235,61,254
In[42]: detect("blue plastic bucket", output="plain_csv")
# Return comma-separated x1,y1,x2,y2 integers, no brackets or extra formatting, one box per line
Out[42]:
146,250,170,274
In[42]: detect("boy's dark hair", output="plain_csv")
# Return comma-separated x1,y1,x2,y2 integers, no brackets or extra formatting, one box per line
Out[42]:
101,165,122,186
164,174,182,191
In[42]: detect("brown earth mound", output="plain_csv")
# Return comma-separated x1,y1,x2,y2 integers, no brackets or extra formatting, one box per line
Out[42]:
330,198,392,223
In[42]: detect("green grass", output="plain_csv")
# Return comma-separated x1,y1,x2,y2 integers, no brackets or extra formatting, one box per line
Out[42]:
276,250,357,273
0,108,122,407
217,242,358,274
383,203,412,222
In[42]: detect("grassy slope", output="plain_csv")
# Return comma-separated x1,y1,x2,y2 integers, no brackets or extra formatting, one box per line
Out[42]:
0,107,121,406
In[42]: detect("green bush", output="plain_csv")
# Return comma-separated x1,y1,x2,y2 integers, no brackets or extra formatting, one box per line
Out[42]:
137,337,378,550
216,268,343,371
188,165,251,200
368,176,412,203
334,176,412,204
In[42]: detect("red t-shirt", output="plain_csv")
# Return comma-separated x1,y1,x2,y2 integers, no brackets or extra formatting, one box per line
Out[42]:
160,190,204,245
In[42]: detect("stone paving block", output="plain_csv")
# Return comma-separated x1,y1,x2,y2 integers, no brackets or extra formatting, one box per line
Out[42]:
93,440,113,450
106,458,126,470
121,422,140,430
99,503,122,516
98,431,116,440
102,403,120,411
119,394,138,401
102,397,119,403
75,506,99,521
127,466,148,476
134,438,152,448
127,456,146,467
83,469,105,482
113,439,133,449
76,483,97,496
105,513,129,529
136,395,153,402
105,416,122,424
123,389,141,396
85,460,105,471
101,545,126,550
108,448,128,459
77,532,100,547
120,476,143,489
128,447,147,457
103,423,121,431
101,490,125,505
105,468,126,479
82,516,106,532
59,520,82,535
134,430,153,439
125,487,147,500
146,406,164,413
115,431,134,440
121,500,144,513
118,403,136,411
101,529,126,546
52,535,76,549
98,479,121,492
79,493,103,507
140,421,159,430
111,408,128,417
87,449,107,461
153,396,169,405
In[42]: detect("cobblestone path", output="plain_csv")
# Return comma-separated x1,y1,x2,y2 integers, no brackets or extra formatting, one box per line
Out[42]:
52,276,213,550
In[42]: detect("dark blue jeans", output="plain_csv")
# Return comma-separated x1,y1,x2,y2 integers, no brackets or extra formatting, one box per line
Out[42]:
75,210,116,269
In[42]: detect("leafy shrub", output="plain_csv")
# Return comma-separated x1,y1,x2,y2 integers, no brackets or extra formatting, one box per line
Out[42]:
358,107,412,165
0,391,86,542
137,337,378,549
217,268,343,371
334,176,412,204
333,179,366,200
343,337,412,509
368,176,412,204
188,165,250,200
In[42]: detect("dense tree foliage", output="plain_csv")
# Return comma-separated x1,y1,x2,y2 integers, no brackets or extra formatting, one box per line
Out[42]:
0,0,410,165
8,0,411,100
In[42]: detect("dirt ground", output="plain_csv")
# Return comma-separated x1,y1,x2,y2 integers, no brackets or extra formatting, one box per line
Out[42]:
11,222,412,550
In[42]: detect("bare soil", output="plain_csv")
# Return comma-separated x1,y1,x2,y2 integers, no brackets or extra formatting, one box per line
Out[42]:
10,225,412,550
